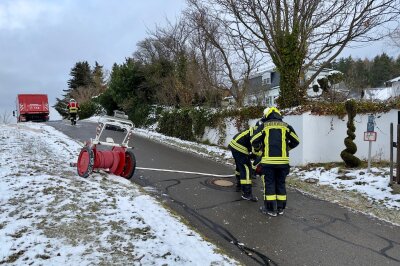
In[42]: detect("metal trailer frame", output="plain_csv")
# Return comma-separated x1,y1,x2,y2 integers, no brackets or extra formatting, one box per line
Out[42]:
92,116,134,148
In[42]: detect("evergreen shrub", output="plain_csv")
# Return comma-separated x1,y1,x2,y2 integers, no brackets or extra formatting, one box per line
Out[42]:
79,100,100,120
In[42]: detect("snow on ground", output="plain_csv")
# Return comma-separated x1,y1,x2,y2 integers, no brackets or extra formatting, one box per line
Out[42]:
123,124,400,211
0,123,238,265
134,128,232,161
292,167,400,209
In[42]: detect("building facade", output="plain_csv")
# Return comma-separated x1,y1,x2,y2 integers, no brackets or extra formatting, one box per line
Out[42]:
245,67,341,106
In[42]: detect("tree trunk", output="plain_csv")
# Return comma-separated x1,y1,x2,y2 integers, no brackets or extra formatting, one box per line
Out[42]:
277,68,304,108
275,31,306,108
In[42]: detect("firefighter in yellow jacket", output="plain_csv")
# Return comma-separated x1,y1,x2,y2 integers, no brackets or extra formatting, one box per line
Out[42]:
251,107,300,216
228,126,259,202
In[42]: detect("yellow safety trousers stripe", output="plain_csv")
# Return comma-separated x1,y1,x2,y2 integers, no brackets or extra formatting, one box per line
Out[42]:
265,195,277,200
235,171,240,176
277,195,287,200
240,165,252,185
265,195,287,201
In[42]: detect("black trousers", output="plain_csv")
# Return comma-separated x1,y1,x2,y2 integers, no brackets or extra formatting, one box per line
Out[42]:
261,165,290,211
229,147,253,195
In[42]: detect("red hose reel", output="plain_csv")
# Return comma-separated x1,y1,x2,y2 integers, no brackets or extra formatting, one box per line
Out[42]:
77,145,136,179
74,115,136,179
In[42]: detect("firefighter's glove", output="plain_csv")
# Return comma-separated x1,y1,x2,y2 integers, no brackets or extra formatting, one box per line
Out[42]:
255,164,263,175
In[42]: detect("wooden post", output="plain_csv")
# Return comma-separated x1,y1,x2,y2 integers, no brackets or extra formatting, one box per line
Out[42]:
390,123,394,184
397,124,400,184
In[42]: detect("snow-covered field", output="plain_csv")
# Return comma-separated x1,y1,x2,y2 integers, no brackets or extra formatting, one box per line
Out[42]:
0,123,238,265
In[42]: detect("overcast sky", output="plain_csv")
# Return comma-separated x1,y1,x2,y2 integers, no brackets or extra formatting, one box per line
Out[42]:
0,0,398,121
0,0,186,120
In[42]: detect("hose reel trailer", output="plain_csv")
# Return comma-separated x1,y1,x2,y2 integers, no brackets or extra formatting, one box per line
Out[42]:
75,116,136,179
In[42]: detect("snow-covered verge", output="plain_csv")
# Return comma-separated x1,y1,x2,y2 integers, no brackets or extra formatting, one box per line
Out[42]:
0,123,238,265
293,167,400,209
129,126,400,225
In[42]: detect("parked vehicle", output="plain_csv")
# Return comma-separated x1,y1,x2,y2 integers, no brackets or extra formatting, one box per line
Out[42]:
105,110,131,131
14,94,50,122
113,110,129,119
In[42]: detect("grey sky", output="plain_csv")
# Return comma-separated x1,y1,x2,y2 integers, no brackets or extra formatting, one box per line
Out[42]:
0,0,186,120
0,0,398,120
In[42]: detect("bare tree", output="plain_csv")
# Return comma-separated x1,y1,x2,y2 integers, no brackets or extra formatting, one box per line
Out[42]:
0,110,12,124
390,27,400,47
186,0,265,106
135,18,203,106
197,0,400,108
69,86,102,104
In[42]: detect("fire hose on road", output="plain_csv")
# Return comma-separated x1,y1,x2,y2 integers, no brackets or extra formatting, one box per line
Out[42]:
72,116,237,179
135,167,234,178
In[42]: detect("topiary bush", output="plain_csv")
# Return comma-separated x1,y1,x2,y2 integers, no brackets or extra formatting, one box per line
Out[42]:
340,100,361,167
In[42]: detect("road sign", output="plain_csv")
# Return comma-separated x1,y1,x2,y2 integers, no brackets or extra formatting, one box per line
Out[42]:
367,114,375,132
364,131,377,141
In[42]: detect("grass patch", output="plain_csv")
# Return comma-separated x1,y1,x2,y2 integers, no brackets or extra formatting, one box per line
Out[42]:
0,222,6,230
8,228,28,238
297,161,391,171
390,184,400,194
35,254,51,260
337,175,356,180
0,250,25,264
354,181,368,185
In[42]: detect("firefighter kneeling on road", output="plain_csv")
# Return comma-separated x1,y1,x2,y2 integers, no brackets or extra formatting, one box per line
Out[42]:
251,107,300,217
228,126,260,202
67,98,80,125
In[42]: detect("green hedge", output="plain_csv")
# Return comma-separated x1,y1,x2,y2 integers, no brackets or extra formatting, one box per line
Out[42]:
155,99,400,141
286,99,400,118
157,107,221,141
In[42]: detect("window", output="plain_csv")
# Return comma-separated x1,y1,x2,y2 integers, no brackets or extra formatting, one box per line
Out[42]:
262,78,271,85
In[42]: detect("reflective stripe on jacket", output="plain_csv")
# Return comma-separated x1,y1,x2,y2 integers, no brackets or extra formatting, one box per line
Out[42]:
68,102,78,113
228,127,256,155
251,120,300,165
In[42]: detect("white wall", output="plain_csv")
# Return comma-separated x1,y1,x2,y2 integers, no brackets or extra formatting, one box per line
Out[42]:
203,109,399,166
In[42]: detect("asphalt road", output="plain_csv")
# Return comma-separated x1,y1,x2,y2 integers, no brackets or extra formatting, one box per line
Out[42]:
49,120,400,266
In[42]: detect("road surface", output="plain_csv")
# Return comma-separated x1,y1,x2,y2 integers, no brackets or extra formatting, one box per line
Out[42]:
49,120,400,266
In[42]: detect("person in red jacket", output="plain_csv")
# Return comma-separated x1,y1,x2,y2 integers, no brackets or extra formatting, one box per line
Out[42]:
67,99,80,125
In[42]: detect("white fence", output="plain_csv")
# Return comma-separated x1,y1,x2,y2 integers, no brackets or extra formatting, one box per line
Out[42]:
203,109,399,166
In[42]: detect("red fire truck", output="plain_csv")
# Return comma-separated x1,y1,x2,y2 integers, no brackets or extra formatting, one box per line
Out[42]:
14,94,50,122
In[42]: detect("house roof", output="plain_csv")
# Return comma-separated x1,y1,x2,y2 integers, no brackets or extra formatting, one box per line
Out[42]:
249,67,276,79
387,76,400,83
364,87,393,101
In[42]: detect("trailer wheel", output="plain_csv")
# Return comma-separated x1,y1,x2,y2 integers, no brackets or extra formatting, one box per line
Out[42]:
121,149,136,180
77,146,94,178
